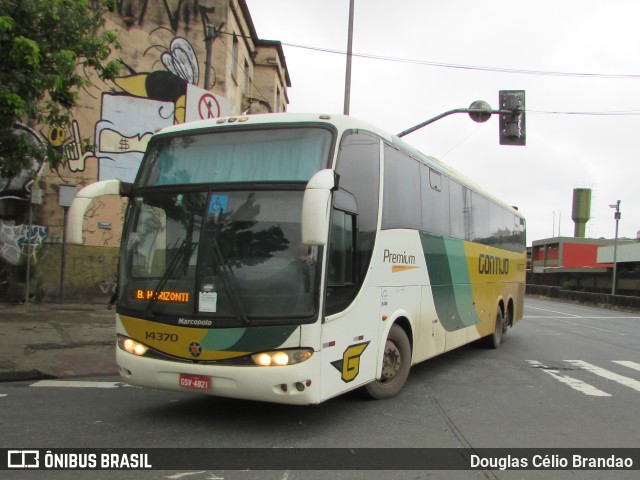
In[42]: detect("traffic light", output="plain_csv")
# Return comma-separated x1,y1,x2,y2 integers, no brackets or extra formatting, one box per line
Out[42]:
499,90,526,146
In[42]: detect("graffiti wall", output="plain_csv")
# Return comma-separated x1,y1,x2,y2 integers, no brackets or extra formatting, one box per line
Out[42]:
50,34,230,184
0,221,48,266
0,124,46,202
0,0,286,301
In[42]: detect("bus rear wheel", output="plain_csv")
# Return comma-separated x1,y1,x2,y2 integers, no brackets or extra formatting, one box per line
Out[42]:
364,324,411,400
486,307,506,349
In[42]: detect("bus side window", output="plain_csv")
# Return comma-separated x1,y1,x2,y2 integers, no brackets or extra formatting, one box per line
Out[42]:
421,165,450,236
471,192,490,243
449,181,466,240
328,209,356,287
381,145,421,230
326,131,380,316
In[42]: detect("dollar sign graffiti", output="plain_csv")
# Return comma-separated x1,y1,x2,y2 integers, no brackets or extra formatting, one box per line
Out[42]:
119,137,130,151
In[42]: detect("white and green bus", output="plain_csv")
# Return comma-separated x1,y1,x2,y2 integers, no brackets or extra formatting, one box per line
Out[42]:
68,113,526,405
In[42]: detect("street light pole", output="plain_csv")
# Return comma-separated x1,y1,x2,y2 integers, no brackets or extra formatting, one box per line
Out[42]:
557,211,561,237
610,200,621,295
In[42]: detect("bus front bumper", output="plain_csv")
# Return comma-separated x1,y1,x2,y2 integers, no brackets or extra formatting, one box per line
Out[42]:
116,347,322,405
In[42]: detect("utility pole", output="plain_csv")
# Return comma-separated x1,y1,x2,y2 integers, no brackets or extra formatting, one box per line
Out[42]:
343,0,355,115
200,7,219,90
24,184,42,304
610,200,621,295
58,185,76,303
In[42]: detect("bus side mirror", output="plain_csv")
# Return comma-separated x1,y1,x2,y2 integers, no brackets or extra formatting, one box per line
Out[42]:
66,179,126,244
301,169,337,246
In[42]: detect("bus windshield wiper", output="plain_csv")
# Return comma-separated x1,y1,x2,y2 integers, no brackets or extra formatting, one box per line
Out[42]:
210,236,250,325
144,239,194,319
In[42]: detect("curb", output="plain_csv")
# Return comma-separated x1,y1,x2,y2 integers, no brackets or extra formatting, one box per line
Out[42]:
0,369,55,383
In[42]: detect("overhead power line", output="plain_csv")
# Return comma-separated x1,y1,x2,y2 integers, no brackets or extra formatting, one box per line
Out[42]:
220,30,640,79
280,41,640,80
218,31,640,114
529,109,640,116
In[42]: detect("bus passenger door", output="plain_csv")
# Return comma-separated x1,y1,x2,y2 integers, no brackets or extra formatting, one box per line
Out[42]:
317,131,381,402
320,208,379,401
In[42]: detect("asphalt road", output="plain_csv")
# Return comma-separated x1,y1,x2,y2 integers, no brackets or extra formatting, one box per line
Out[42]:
1,297,639,479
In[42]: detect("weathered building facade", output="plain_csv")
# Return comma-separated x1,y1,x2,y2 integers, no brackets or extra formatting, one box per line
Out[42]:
528,236,640,296
0,0,290,303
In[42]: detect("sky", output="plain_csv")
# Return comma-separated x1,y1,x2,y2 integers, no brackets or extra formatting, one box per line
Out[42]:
244,0,640,246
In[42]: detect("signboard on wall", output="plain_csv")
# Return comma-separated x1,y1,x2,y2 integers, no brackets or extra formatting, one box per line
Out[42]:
184,84,231,122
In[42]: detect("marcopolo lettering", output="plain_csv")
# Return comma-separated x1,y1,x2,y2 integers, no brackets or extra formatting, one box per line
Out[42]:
383,249,416,265
478,254,509,275
178,317,213,326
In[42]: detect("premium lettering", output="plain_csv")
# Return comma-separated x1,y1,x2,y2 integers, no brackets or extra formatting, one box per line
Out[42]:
383,249,416,265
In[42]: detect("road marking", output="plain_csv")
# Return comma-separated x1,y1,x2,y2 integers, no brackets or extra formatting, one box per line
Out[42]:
525,306,580,317
613,360,640,372
524,314,633,336
526,360,611,397
553,319,628,336
565,360,640,392
30,380,135,389
165,473,209,479
0,394,7,397
525,316,639,320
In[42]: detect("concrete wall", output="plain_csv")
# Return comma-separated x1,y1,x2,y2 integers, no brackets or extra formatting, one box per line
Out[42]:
526,284,640,313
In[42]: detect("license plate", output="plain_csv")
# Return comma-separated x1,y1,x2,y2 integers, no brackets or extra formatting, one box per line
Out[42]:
179,373,211,391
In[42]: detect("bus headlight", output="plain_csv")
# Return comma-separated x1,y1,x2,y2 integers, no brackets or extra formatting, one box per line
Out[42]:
251,349,313,367
117,334,149,356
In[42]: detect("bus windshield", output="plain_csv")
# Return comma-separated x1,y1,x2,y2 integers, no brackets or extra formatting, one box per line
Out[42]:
120,189,319,323
138,127,332,186
118,126,333,324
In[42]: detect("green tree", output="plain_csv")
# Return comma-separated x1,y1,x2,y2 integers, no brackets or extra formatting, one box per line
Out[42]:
0,0,120,179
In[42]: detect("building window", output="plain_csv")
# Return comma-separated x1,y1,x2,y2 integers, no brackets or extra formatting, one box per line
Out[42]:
231,34,239,83
243,59,250,95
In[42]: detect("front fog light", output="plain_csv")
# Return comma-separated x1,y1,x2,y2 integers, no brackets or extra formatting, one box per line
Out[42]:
251,349,313,366
118,335,149,356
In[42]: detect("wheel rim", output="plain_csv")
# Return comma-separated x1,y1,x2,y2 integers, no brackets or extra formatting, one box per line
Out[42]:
496,312,504,343
503,309,511,333
381,339,402,382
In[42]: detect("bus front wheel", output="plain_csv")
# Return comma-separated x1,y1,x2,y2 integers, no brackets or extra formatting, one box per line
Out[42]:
364,324,411,400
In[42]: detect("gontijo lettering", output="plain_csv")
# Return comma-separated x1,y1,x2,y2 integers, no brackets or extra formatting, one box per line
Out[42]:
478,254,509,275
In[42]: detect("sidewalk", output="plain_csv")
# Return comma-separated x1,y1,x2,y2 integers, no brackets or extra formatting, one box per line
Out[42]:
0,302,118,382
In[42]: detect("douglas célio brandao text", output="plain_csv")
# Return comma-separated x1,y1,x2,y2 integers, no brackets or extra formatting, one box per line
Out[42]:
470,453,634,470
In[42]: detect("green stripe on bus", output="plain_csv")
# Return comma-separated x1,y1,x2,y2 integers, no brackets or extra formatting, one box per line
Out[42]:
201,325,298,352
444,238,480,328
420,232,480,332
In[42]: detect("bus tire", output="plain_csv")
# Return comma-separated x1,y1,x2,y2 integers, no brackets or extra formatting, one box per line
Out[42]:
364,324,411,400
486,307,506,349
